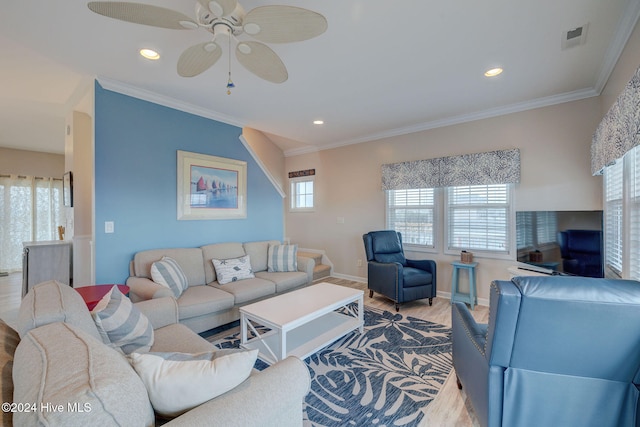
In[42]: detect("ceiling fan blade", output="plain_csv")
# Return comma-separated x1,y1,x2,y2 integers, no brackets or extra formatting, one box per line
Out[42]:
243,6,327,43
196,0,238,17
177,42,223,77
235,41,288,83
88,2,197,29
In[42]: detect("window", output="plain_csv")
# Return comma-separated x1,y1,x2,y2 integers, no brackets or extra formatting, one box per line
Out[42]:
446,184,512,255
290,177,314,211
386,188,436,248
603,145,640,280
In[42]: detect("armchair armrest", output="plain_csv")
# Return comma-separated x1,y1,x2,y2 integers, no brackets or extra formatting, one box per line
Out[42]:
368,261,402,295
296,255,315,283
126,276,173,302
134,297,179,329
165,356,310,427
406,259,437,285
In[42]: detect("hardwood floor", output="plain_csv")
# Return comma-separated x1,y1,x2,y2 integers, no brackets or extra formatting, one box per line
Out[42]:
0,273,486,426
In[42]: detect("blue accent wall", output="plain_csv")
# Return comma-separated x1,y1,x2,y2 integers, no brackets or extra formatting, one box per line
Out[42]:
94,82,283,283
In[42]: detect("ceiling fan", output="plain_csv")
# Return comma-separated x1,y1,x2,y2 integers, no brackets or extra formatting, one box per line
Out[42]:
87,1,328,87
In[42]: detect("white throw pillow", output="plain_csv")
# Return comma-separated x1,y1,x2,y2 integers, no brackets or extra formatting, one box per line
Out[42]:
129,349,258,417
268,244,298,272
150,256,189,297
91,286,154,354
212,255,255,285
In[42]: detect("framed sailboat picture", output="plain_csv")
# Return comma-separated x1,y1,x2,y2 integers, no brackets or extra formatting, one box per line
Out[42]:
177,150,247,220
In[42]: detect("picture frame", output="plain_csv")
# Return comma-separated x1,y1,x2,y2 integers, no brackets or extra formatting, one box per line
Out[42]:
63,171,73,207
177,150,247,220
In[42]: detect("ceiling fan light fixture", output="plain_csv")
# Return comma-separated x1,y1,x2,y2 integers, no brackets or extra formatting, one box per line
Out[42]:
139,48,160,60
179,20,199,29
203,42,217,52
484,67,503,77
237,43,252,54
244,22,261,35
208,1,224,16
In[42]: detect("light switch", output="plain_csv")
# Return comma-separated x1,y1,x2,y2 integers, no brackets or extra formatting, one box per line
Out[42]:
105,221,114,234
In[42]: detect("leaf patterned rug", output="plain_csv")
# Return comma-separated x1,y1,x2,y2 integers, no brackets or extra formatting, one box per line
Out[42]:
204,306,452,427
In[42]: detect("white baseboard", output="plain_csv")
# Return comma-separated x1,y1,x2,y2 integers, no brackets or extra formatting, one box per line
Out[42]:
330,272,367,283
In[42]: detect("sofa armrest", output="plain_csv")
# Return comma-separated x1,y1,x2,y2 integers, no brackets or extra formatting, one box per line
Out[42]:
126,276,173,302
297,256,315,283
165,356,311,427
134,297,179,329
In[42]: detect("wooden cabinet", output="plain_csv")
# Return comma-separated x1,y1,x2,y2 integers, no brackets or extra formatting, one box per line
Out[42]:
22,241,72,297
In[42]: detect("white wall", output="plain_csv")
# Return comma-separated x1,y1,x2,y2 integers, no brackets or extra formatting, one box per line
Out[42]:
0,147,64,177
284,96,603,303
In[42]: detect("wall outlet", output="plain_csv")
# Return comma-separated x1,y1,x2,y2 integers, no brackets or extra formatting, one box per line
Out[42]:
105,221,114,234
357,259,362,267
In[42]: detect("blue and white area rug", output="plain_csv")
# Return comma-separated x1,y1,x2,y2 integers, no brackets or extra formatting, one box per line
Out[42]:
205,306,452,427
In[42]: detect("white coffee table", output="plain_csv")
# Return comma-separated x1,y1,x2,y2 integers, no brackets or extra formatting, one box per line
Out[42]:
239,282,364,365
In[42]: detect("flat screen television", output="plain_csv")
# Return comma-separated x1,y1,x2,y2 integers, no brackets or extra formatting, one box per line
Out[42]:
515,210,604,277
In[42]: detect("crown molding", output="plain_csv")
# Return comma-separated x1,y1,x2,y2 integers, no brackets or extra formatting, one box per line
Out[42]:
96,76,246,128
284,87,599,157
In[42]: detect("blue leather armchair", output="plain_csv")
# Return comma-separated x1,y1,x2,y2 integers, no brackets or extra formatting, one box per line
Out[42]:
363,230,437,311
557,229,604,277
452,276,640,427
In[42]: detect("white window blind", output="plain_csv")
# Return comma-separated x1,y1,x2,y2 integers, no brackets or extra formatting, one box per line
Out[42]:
447,184,511,253
604,159,624,277
629,147,640,280
386,188,435,247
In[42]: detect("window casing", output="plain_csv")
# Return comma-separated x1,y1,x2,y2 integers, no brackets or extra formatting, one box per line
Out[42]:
290,177,314,212
603,145,640,280
445,184,513,257
386,188,436,249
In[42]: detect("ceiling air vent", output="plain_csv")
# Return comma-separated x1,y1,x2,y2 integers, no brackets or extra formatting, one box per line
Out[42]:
561,23,588,50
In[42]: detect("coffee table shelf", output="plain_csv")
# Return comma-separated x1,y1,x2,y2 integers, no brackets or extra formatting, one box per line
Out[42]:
239,282,364,365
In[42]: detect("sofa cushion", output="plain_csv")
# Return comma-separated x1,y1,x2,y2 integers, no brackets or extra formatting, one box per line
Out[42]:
177,285,235,320
212,255,255,285
151,256,189,297
13,322,154,426
0,320,19,427
91,286,154,354
151,323,215,353
133,248,206,287
268,244,298,272
201,242,246,283
211,277,276,304
17,279,102,342
255,271,309,293
244,240,280,273
129,348,258,417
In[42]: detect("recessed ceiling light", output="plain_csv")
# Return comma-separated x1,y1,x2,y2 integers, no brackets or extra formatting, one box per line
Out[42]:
484,67,503,77
140,48,160,60
313,120,324,125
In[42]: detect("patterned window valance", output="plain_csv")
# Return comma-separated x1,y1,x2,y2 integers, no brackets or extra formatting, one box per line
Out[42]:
381,148,520,190
591,65,640,175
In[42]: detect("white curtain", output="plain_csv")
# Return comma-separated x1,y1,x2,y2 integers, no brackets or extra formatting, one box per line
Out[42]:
0,175,66,273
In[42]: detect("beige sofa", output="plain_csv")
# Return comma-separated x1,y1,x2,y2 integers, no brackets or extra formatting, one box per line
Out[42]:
0,280,310,427
127,240,314,333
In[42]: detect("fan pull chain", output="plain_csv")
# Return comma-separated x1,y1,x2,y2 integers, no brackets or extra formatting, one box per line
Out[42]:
226,27,235,95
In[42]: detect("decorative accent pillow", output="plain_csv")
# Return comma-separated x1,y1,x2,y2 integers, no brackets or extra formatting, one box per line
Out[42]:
91,286,154,354
150,256,189,297
128,349,258,417
212,255,255,285
268,244,298,272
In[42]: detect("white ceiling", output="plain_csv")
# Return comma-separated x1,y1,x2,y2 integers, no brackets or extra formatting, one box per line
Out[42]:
1,0,639,156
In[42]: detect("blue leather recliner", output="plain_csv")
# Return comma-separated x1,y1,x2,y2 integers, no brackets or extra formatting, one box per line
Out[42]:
452,276,640,427
363,230,437,311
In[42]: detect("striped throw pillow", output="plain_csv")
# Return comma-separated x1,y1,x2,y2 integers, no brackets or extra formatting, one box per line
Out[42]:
150,256,189,297
91,286,154,355
267,244,298,272
212,255,255,285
